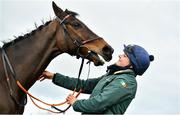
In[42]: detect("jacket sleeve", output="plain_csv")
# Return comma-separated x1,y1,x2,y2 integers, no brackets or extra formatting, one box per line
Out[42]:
72,78,133,113
52,73,102,94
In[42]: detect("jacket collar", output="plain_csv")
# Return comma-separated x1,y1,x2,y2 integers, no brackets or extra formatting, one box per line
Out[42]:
113,69,136,76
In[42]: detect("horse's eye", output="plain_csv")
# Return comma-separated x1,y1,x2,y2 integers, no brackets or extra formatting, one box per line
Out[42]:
72,22,82,29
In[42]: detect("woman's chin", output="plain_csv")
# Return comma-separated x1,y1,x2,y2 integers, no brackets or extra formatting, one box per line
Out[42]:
115,62,120,66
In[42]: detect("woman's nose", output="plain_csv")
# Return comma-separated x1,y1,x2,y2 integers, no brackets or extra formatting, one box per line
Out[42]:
119,55,121,58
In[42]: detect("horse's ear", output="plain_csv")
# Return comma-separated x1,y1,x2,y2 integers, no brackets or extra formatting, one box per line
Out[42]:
52,1,64,18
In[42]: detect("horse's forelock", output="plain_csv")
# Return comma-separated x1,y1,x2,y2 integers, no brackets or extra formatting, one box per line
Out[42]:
65,9,79,17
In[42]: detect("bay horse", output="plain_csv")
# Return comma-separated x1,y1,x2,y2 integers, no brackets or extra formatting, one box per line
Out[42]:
0,1,113,114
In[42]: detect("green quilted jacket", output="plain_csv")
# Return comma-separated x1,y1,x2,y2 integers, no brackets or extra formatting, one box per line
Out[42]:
52,69,137,114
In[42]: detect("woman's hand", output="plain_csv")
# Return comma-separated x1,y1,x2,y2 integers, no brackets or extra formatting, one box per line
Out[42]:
38,71,54,81
66,94,77,105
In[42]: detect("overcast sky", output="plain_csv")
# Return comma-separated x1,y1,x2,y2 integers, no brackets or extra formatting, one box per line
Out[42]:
0,0,179,115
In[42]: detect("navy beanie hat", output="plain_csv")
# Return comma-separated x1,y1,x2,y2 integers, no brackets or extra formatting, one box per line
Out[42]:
124,44,154,75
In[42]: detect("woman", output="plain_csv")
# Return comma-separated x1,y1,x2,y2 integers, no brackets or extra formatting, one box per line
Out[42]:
39,44,154,114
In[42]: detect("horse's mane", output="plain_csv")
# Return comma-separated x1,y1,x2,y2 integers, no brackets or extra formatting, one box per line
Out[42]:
2,9,78,48
2,20,52,48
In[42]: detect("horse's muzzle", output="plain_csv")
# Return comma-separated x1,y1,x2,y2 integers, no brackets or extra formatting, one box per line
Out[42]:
102,45,114,61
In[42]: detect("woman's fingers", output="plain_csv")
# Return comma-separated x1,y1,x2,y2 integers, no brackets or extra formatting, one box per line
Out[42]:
66,94,77,105
39,77,46,82
39,71,54,80
37,74,44,80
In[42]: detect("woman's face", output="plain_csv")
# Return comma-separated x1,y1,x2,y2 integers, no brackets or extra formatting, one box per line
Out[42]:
115,53,131,67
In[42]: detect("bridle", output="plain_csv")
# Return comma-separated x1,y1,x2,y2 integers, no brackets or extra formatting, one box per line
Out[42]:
56,14,102,58
0,14,97,113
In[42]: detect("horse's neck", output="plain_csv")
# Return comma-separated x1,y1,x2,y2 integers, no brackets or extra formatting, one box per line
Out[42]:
5,20,62,89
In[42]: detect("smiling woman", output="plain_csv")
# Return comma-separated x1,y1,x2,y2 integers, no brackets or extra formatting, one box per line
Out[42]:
0,1,113,114
39,43,154,114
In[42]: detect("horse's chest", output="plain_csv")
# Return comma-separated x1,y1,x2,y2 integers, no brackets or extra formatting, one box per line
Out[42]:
0,76,24,113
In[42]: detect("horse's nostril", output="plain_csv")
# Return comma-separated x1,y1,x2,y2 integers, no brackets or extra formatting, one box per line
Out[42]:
103,45,114,54
102,46,109,53
111,48,114,54
102,45,113,61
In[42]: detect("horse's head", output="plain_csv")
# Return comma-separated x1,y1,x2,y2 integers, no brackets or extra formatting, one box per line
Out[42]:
52,2,114,66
